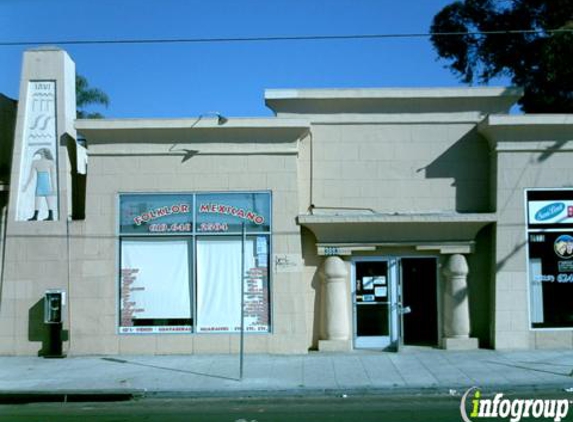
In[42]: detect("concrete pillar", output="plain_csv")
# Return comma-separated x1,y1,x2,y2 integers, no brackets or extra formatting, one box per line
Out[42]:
1,48,77,355
441,254,478,350
318,256,351,352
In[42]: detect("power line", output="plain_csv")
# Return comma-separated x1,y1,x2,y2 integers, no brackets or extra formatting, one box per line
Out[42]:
0,28,571,47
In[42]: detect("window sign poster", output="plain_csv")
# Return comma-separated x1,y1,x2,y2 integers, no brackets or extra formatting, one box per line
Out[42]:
120,239,192,334
363,275,386,291
196,192,271,233
362,277,375,291
257,254,268,268
528,201,573,226
256,236,268,255
244,264,270,332
118,192,272,335
196,237,269,333
17,81,59,222
120,194,194,234
256,236,269,268
374,286,388,298
527,231,573,328
526,190,573,328
526,190,573,229
355,261,388,304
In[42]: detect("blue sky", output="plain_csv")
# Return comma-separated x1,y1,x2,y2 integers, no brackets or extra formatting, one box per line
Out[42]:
0,0,507,118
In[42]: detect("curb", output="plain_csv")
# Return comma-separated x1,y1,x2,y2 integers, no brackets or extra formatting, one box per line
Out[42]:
1,383,572,404
0,389,145,404
142,383,573,399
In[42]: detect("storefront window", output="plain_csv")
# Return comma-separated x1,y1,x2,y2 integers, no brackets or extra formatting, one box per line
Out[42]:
120,194,194,235
196,236,269,333
526,190,573,329
196,192,271,233
118,192,271,334
120,239,193,333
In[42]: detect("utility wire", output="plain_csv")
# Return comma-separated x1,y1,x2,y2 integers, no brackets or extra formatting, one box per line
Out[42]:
0,28,571,47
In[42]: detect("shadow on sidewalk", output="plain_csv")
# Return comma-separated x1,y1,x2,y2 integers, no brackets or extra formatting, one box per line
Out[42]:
487,360,573,378
101,358,240,382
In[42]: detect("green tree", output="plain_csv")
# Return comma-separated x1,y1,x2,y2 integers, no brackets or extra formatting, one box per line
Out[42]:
430,0,573,113
76,74,109,118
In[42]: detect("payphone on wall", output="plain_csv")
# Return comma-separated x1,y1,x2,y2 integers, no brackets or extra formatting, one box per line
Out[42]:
43,289,66,358
44,290,65,324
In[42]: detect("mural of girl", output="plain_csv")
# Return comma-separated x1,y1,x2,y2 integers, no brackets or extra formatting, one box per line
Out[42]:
22,148,57,221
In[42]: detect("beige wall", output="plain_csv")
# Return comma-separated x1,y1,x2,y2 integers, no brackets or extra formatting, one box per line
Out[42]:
466,224,495,348
0,49,77,356
301,238,494,349
66,148,309,355
308,123,492,213
297,120,495,348
4,47,570,356
494,150,573,349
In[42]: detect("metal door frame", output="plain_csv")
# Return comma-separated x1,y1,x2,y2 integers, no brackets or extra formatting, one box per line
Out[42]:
351,257,400,350
352,255,440,351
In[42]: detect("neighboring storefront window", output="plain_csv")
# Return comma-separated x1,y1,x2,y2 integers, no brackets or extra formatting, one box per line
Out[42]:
526,189,573,329
119,192,271,334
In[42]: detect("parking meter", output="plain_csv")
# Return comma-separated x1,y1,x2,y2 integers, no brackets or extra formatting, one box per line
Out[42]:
43,289,66,358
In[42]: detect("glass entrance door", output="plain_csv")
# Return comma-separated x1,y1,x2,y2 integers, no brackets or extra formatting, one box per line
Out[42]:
352,259,399,350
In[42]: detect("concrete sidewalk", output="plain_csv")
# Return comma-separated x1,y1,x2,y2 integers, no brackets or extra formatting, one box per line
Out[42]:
1,348,573,400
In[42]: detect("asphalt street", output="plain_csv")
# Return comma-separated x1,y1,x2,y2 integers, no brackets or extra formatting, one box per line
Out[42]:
1,391,572,422
0,395,461,422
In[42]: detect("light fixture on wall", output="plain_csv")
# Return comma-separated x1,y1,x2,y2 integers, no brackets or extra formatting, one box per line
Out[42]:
216,112,228,125
202,111,228,125
168,111,228,162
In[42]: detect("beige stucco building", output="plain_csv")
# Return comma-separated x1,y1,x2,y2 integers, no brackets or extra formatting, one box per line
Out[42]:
1,48,572,356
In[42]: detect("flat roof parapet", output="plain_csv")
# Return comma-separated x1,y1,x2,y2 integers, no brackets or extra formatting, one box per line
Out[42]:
479,114,573,148
75,117,309,130
265,86,523,117
75,117,310,147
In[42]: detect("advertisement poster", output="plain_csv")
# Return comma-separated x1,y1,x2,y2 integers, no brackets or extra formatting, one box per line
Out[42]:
196,237,269,333
526,190,573,328
120,239,192,334
527,231,573,328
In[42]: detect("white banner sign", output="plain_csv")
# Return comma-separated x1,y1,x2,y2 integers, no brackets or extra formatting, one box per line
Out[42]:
196,238,269,333
121,240,192,324
528,200,573,225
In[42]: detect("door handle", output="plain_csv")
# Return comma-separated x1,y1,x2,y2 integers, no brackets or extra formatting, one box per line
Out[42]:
400,305,412,315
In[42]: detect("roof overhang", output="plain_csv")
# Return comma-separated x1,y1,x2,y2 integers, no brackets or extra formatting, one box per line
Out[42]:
266,87,523,116
478,115,573,152
298,212,496,255
75,117,310,155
